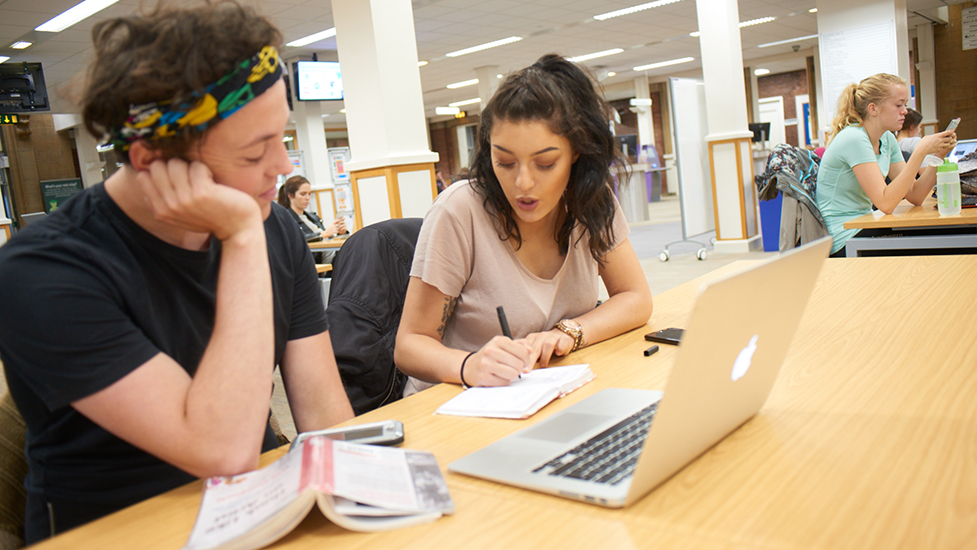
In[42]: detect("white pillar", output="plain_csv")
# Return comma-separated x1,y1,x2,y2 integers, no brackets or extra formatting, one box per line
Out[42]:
695,0,761,253
331,0,438,228
476,65,500,112
914,22,938,134
332,0,437,172
73,128,104,188
633,74,655,147
290,97,331,188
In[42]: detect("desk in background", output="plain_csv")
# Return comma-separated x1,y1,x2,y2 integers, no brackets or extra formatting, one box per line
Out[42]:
842,198,977,256
33,256,977,549
308,236,350,251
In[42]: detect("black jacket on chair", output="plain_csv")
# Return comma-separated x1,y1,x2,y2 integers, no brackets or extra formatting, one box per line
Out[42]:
287,208,326,242
325,218,423,416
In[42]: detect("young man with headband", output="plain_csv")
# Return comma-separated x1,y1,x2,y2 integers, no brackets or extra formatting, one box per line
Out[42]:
0,3,353,541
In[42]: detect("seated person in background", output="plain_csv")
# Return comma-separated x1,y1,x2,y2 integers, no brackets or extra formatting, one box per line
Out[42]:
278,175,347,243
815,73,956,257
896,107,924,160
395,54,654,393
278,175,347,263
0,3,353,542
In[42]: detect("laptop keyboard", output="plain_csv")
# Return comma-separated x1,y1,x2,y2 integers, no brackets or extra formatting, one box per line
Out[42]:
532,402,658,485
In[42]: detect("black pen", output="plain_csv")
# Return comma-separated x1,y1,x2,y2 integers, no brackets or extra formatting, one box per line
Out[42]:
497,306,512,338
643,345,659,357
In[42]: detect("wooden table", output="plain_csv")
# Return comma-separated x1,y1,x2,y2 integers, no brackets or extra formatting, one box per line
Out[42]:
308,236,350,251
33,256,977,549
841,198,977,256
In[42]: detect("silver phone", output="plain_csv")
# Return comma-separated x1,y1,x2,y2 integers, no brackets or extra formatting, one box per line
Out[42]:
946,118,961,132
289,420,405,450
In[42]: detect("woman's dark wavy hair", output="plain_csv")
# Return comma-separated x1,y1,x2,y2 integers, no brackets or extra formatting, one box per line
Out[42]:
277,175,309,209
469,54,625,264
81,0,282,164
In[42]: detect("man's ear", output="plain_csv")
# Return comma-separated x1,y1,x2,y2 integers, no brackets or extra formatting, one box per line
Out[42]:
128,141,164,171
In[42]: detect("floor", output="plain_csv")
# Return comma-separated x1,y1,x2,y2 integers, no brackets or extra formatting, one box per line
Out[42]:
271,194,776,440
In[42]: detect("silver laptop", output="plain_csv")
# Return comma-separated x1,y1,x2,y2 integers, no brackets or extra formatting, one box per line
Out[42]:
20,212,47,227
449,237,832,507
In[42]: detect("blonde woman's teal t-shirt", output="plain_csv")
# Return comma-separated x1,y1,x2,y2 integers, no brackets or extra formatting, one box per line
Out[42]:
816,126,904,253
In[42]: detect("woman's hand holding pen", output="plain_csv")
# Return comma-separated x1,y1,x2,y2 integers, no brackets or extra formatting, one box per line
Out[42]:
464,337,535,387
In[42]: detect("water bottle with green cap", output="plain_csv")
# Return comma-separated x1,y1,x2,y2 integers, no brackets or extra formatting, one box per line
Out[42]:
936,158,960,216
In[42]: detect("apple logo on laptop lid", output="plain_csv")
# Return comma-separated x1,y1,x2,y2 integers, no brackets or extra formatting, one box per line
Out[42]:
731,335,758,381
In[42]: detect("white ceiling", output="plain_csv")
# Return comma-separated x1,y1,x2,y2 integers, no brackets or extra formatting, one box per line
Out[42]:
0,0,956,126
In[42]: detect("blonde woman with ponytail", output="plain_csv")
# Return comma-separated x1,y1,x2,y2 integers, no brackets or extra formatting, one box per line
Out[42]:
815,73,957,256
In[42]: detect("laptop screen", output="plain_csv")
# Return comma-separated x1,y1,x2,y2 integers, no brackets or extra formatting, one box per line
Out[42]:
950,138,977,161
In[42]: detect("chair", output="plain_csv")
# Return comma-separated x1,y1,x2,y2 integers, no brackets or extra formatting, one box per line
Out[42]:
0,391,26,549
756,144,829,251
325,218,423,416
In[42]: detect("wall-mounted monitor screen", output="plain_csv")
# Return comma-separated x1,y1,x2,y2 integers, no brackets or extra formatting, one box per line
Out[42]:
0,62,50,113
294,60,343,101
749,122,771,143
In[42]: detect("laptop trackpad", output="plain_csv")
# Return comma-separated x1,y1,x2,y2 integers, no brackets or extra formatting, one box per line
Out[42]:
519,412,613,443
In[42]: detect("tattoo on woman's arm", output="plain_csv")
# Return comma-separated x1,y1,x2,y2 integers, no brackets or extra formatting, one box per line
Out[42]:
436,296,457,339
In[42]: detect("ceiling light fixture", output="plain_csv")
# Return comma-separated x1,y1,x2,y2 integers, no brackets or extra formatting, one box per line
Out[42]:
286,28,337,48
340,109,346,113
594,0,683,21
435,106,461,116
418,60,428,67
809,8,818,13
607,71,616,77
449,98,481,107
757,34,818,48
446,78,479,89
754,68,770,76
35,0,120,32
633,57,694,71
567,48,625,63
739,17,776,28
0,56,9,64
446,36,522,58
689,31,700,37
10,41,32,49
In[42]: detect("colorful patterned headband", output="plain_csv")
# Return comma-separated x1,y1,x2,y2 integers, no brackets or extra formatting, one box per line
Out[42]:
108,45,282,152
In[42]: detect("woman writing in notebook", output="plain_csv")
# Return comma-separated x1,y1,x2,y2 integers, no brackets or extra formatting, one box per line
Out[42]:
816,73,957,256
395,54,653,393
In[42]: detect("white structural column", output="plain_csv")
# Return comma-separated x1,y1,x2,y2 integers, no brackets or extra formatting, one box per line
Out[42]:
476,66,500,112
633,74,655,147
814,0,911,137
914,22,939,135
52,114,103,188
332,0,438,229
695,0,761,253
290,97,330,189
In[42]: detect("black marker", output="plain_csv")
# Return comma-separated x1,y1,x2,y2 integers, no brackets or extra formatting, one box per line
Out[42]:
497,306,512,339
643,345,660,357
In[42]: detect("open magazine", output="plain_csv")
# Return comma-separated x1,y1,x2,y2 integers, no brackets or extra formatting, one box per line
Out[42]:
183,436,454,550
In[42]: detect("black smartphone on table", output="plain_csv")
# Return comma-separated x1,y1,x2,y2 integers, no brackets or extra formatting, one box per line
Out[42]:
644,327,684,345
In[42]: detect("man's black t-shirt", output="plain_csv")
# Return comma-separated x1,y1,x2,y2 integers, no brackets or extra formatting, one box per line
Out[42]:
0,183,327,542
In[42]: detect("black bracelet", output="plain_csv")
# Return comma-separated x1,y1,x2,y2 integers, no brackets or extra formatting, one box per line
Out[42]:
459,351,476,389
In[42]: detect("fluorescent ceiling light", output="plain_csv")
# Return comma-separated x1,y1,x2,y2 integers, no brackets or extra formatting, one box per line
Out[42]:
754,68,770,76
449,98,481,107
417,60,428,67
594,0,683,21
740,17,776,27
435,106,461,116
0,56,9,64
630,98,652,106
283,135,294,141
340,109,346,113
689,31,700,37
446,78,478,89
607,71,616,77
809,8,818,13
446,36,521,57
35,0,119,32
10,41,32,49
633,57,694,71
286,28,336,48
757,34,818,48
568,48,624,63
496,74,503,79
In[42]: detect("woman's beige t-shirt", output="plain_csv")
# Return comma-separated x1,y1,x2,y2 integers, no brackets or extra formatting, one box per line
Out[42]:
405,180,629,394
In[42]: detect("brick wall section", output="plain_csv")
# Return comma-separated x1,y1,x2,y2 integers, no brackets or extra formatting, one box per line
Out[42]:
757,70,808,147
